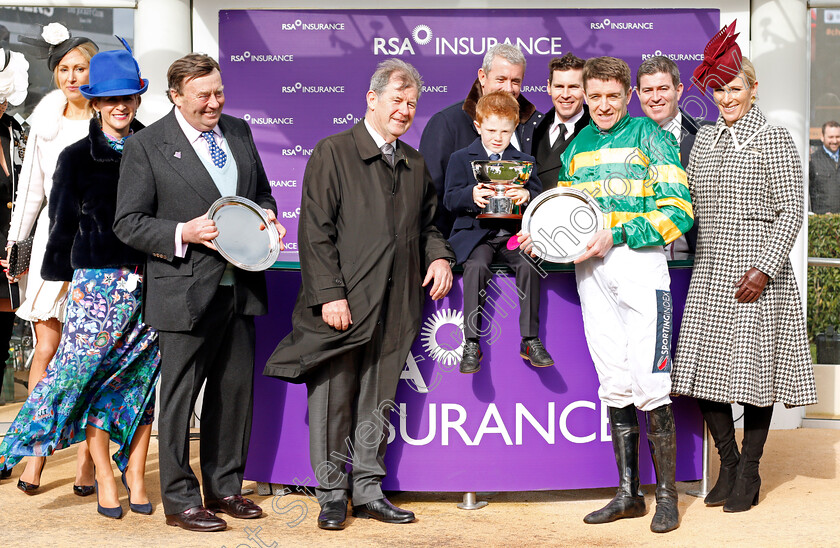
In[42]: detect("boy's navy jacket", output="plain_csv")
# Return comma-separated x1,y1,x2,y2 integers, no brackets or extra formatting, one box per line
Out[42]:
443,138,543,265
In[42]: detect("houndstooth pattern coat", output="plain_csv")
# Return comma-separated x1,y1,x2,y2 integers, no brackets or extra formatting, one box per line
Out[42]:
671,106,817,407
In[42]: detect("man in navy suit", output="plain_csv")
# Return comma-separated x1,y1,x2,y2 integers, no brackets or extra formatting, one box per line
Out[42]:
443,91,552,373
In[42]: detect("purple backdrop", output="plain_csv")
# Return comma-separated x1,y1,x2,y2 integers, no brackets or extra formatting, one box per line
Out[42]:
219,8,721,264
246,269,701,491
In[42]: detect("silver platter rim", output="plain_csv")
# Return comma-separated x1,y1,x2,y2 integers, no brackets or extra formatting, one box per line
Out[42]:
521,187,606,263
207,195,280,271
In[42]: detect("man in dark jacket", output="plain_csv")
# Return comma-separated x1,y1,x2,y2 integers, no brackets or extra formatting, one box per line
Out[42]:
264,59,454,531
809,121,840,214
420,43,544,235
531,52,591,188
636,55,706,259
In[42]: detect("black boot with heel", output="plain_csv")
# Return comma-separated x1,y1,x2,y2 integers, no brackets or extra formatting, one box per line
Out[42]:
723,404,773,513
697,399,740,506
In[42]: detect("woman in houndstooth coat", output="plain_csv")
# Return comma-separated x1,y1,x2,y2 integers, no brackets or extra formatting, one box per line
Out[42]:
672,55,816,514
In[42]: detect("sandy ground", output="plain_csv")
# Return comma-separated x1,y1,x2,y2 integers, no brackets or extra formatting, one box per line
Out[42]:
1,400,839,548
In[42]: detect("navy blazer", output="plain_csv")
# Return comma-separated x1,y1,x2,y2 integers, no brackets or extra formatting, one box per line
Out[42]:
443,139,542,265
419,80,544,236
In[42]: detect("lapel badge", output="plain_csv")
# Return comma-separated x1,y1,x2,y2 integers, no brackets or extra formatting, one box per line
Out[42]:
174,151,182,159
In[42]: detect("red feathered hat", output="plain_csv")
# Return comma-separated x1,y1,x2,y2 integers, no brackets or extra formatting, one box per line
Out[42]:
691,20,743,90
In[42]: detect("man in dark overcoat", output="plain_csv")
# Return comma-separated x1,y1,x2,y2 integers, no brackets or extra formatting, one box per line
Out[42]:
264,58,455,531
114,53,283,532
419,43,543,235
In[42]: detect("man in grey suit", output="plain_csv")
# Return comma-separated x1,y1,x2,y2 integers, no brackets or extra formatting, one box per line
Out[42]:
114,53,284,532
636,55,704,259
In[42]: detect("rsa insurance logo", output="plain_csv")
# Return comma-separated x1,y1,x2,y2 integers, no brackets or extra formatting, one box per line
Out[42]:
374,24,432,55
590,18,654,30
281,19,346,31
374,23,562,57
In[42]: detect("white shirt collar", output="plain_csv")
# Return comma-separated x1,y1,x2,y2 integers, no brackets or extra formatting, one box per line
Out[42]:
483,144,506,158
551,108,585,138
174,106,223,144
364,118,395,150
661,110,683,142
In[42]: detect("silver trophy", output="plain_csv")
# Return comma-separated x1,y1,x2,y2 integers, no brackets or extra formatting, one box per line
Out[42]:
471,160,533,219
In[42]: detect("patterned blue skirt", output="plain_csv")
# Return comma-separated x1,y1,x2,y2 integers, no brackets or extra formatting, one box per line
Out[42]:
0,267,160,472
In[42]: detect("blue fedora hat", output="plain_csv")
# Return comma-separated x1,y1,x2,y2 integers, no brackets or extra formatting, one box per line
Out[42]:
80,36,148,98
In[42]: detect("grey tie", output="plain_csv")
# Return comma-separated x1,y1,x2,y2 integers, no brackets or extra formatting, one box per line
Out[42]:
489,153,501,161
381,142,395,166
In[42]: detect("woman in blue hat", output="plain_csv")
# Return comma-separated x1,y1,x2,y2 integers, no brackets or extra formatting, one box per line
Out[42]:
0,40,160,520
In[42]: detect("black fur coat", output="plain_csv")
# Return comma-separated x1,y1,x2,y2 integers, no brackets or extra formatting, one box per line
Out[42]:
41,117,145,281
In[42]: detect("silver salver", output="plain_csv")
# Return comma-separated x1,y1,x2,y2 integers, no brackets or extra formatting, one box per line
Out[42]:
207,196,281,271
521,187,606,263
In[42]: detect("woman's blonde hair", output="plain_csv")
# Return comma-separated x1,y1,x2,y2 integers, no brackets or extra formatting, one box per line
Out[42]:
739,56,757,87
52,41,98,89
738,56,758,104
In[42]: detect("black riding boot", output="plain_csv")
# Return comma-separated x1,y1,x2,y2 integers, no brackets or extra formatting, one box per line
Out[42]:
647,404,679,533
724,404,773,512
584,405,646,524
697,398,740,506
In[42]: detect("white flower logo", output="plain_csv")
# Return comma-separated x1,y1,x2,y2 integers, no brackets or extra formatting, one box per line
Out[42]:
41,23,70,46
411,24,433,46
420,308,464,367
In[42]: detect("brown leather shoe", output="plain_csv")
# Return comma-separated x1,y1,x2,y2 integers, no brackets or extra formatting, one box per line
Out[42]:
165,506,227,532
206,494,263,519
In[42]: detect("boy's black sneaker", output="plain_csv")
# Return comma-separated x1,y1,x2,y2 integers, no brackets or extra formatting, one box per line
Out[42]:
521,337,554,367
460,340,482,374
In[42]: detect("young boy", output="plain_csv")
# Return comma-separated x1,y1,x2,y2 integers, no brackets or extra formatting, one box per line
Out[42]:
443,90,553,374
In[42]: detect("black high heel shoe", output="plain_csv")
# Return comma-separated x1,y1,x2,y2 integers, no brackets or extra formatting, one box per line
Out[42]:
1,466,11,480
74,484,95,497
74,461,96,496
121,472,153,515
17,457,46,495
95,480,123,519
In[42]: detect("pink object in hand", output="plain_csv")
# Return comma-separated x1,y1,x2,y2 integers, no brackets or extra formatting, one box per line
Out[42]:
506,235,520,251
